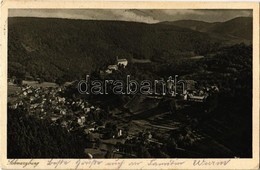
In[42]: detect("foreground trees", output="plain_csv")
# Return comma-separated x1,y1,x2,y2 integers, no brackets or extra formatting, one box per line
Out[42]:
8,107,87,158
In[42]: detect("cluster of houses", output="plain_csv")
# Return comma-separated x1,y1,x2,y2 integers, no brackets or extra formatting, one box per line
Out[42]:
7,64,220,158
166,79,219,103
8,85,109,132
101,56,128,74
185,85,219,103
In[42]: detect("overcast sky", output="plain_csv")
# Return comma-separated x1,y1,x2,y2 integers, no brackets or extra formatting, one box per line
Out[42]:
9,9,252,23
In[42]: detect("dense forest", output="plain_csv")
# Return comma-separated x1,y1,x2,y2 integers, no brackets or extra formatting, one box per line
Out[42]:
7,107,87,158
8,17,252,82
162,17,252,42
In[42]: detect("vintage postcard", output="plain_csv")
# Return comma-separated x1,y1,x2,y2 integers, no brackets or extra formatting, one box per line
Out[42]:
0,1,259,169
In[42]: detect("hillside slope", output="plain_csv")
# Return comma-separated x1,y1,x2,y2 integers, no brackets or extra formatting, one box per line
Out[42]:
162,17,252,43
8,17,216,81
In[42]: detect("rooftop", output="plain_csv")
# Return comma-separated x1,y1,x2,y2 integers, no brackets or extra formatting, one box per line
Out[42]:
117,58,127,61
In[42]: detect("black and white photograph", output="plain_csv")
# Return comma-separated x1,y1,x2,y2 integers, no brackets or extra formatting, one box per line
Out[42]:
6,8,254,159
2,2,259,169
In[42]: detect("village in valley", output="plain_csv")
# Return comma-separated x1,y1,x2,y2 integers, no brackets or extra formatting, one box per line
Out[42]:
7,11,252,159
8,56,231,158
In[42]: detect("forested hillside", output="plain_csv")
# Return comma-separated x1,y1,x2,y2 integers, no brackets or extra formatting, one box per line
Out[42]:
162,17,252,44
7,107,87,158
9,17,218,82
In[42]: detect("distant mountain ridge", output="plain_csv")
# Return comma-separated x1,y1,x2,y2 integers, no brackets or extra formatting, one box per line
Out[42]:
161,17,252,41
